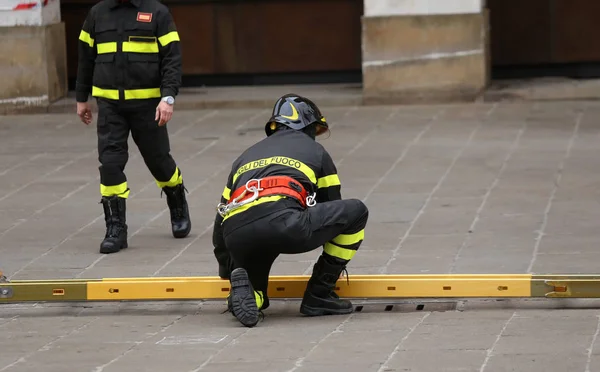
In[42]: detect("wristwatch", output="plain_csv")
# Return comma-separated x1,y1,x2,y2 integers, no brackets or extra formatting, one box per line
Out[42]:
161,96,175,105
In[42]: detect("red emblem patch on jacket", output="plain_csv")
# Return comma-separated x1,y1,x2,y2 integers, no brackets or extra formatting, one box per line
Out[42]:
137,12,152,22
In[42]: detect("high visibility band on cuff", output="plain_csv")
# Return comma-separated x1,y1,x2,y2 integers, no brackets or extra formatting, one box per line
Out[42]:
123,41,158,53
222,186,231,200
324,242,357,261
156,168,182,188
79,30,94,47
101,182,130,198
97,42,117,54
332,229,365,246
317,174,341,188
158,31,180,46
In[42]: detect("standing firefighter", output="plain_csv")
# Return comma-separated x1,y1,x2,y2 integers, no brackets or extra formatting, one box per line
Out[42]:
75,0,191,254
212,94,369,327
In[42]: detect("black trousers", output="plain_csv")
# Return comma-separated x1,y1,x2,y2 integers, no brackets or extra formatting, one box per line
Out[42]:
223,198,369,294
96,98,179,197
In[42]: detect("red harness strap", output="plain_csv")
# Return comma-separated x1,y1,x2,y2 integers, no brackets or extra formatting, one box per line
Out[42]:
228,176,309,208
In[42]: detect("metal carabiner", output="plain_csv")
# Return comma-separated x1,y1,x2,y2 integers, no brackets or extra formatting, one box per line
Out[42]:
306,192,317,207
216,178,266,217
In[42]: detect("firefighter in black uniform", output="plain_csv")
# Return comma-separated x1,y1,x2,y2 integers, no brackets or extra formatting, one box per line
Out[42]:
212,94,369,327
75,0,191,254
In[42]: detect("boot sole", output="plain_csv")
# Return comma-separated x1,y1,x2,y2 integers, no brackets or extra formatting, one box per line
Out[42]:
172,224,191,239
229,268,260,327
99,241,128,254
299,304,354,317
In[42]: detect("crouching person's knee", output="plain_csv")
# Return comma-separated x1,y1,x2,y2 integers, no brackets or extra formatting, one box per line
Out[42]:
347,198,369,231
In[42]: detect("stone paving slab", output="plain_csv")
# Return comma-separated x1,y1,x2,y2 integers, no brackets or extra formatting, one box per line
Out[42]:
1,101,600,371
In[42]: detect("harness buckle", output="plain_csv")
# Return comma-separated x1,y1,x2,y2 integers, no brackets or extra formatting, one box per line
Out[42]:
216,178,264,217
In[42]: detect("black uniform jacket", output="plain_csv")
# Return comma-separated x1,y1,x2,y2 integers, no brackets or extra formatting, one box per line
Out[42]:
75,0,182,103
212,129,342,252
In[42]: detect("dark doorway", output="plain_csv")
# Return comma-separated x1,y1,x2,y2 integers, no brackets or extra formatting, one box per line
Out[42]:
487,0,600,79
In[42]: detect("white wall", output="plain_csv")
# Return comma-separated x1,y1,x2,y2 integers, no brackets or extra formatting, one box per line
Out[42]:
365,0,483,17
0,0,60,27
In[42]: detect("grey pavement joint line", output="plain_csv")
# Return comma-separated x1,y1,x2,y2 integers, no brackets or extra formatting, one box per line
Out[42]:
187,329,252,372
0,150,96,204
286,314,355,372
0,182,91,241
0,153,47,176
585,314,600,372
171,110,219,137
381,110,484,274
526,110,583,273
448,114,528,273
7,110,257,280
478,311,517,372
376,312,431,372
0,310,97,371
361,108,443,204
74,110,268,278
92,313,192,372
0,315,19,327
332,106,391,167
152,223,214,277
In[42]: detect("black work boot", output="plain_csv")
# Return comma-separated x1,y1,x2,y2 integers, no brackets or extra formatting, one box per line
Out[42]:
228,268,265,327
300,254,354,316
161,183,191,238
99,196,128,254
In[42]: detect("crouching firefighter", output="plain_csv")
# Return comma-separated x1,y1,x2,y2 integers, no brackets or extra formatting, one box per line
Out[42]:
211,94,369,327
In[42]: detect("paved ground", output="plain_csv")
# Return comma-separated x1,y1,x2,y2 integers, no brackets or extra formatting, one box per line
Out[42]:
1,101,600,371
6,77,600,115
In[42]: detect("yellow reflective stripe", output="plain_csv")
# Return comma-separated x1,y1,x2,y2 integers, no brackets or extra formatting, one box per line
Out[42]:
124,88,161,100
158,31,180,47
222,195,285,222
332,229,364,246
156,168,182,188
317,174,340,188
100,182,129,198
324,242,356,261
92,87,162,100
232,156,317,185
79,30,94,47
123,41,159,53
97,42,117,54
222,186,231,200
255,290,264,309
92,86,119,100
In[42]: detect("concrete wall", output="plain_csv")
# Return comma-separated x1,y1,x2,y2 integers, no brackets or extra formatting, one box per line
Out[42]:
362,0,489,103
0,0,67,107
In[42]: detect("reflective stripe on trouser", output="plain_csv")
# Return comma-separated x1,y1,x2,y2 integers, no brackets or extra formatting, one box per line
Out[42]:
323,229,365,261
100,181,130,198
97,99,178,197
156,167,183,188
92,86,162,100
